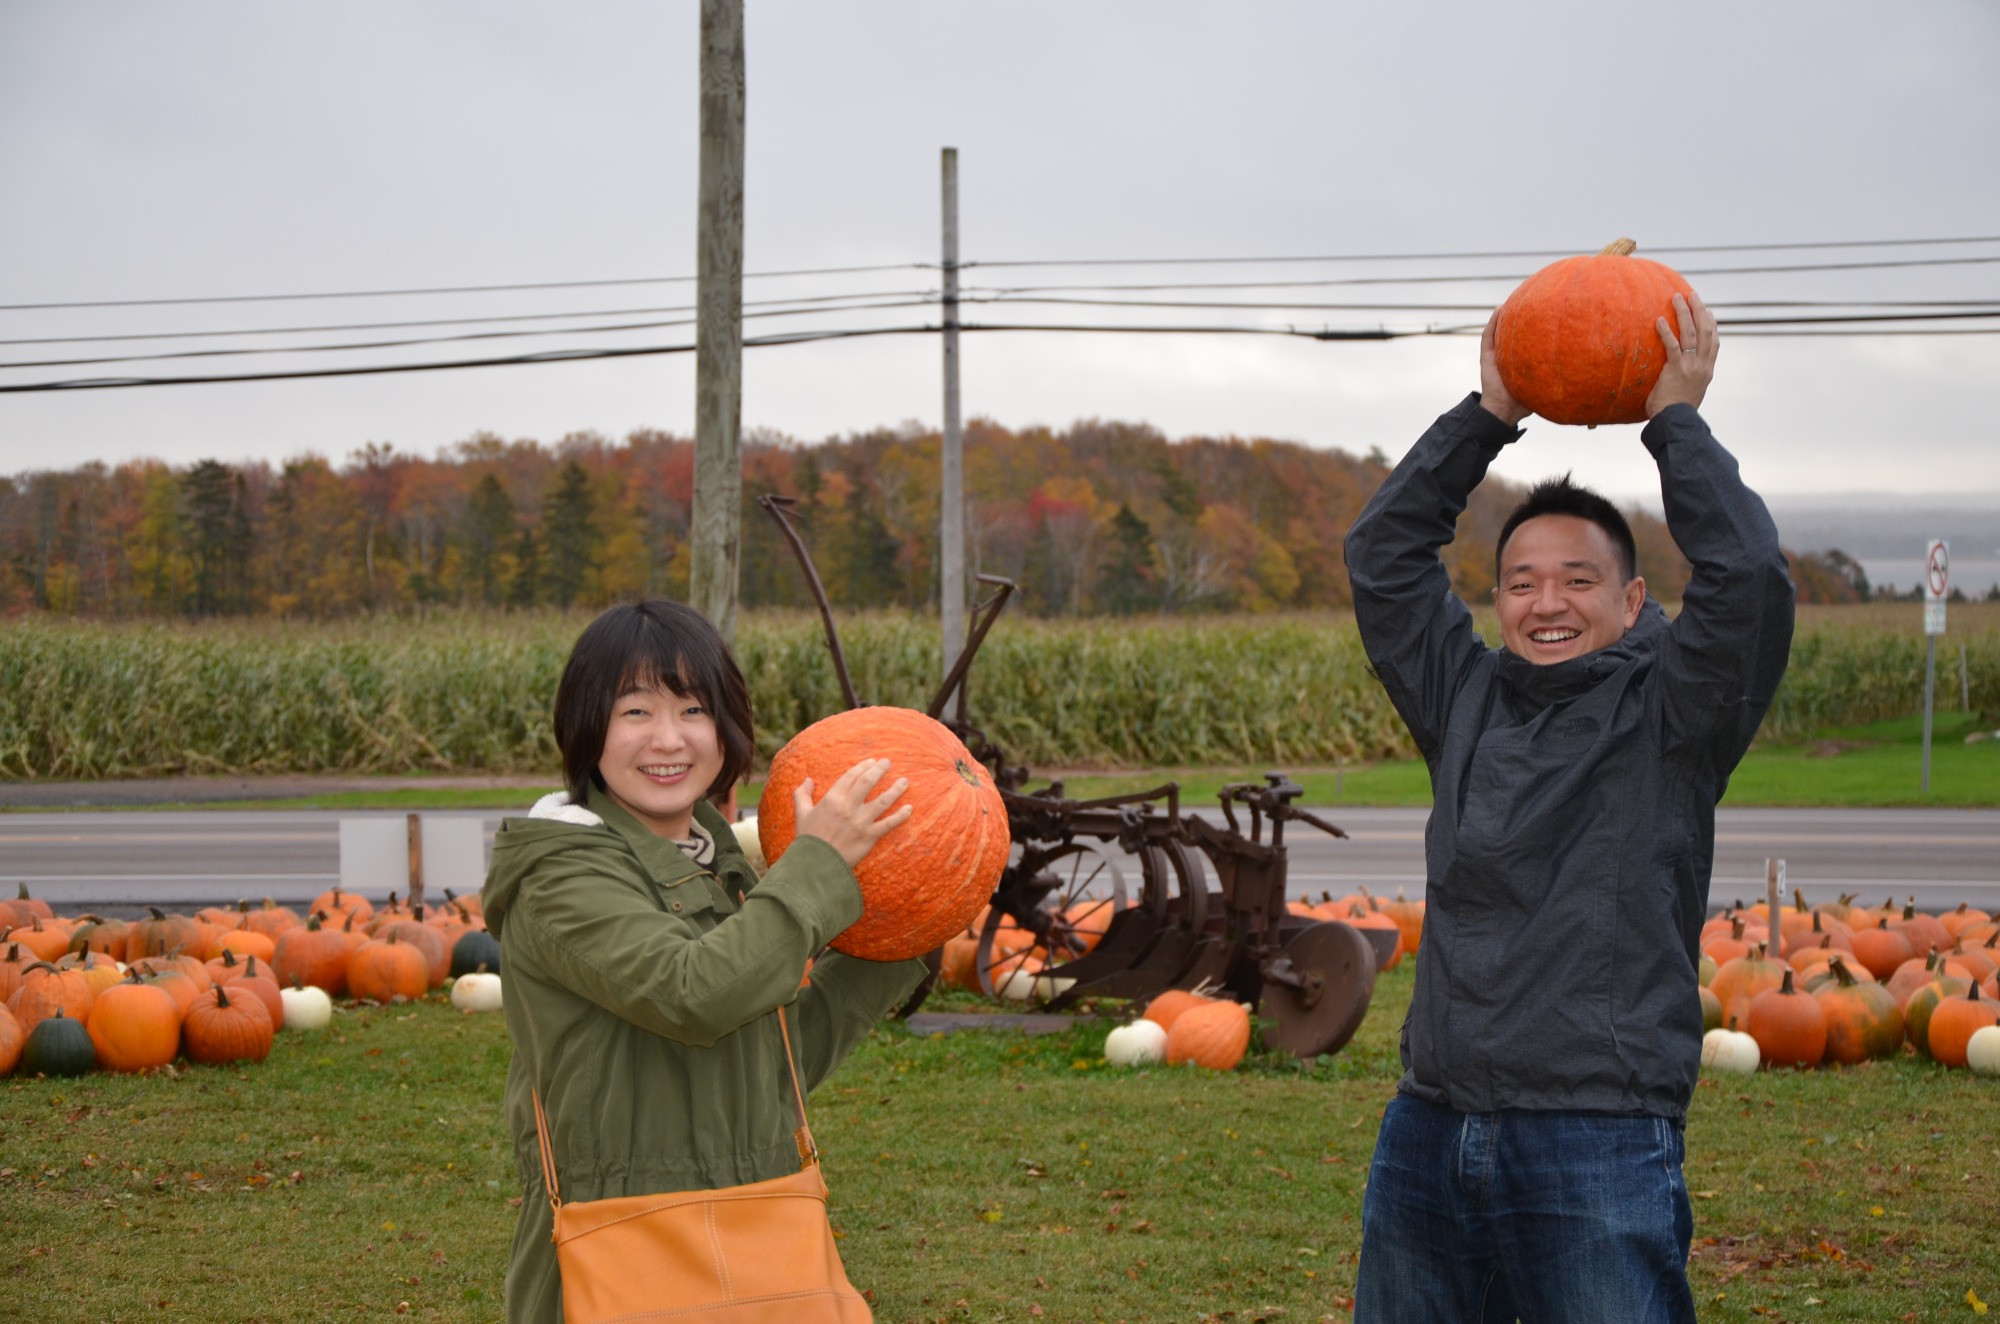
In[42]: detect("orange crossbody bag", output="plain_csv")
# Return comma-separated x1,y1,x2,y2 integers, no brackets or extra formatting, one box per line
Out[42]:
531,1006,873,1323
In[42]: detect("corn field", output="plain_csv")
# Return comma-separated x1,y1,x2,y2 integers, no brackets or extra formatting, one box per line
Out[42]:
1,606,1994,780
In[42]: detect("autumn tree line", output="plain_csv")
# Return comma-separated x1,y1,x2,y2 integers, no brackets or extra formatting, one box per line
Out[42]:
0,417,1881,620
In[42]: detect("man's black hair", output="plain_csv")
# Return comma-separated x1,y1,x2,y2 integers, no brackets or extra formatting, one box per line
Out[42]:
1494,474,1639,584
552,599,755,810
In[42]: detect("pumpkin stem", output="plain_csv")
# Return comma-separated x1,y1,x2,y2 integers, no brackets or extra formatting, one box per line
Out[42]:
1598,238,1639,257
1779,969,1797,995
148,905,169,921
1829,957,1856,987
1794,889,1809,913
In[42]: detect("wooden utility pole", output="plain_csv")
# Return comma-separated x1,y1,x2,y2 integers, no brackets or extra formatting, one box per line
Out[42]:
939,147,965,702
691,0,746,643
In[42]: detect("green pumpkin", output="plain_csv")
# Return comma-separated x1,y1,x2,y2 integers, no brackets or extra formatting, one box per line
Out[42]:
22,1008,96,1077
449,929,502,980
1698,984,1724,1033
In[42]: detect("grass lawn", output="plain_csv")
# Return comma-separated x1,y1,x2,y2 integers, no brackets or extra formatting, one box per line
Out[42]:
6,966,1997,1323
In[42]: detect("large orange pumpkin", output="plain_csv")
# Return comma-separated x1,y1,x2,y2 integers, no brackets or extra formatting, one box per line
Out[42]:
1164,998,1251,1071
1746,970,1826,1069
182,985,275,1065
87,973,184,1073
1813,958,1904,1065
348,932,430,1004
1927,983,1999,1069
758,707,1009,962
1493,239,1697,427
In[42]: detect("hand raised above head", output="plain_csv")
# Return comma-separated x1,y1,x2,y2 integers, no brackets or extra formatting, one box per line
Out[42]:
792,757,913,868
1645,290,1719,418
1478,312,1531,428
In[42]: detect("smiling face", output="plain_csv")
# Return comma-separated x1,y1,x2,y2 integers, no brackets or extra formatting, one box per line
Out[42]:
595,685,725,839
1494,514,1647,665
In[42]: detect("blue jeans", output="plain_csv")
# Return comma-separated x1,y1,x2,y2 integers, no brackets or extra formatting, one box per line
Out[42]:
1356,1095,1695,1323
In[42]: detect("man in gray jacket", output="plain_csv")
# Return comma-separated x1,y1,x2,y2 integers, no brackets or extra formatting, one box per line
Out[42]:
1345,291,1793,1322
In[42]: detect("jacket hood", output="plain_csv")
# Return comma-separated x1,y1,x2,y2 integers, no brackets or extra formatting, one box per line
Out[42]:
481,788,746,940
1495,596,1670,710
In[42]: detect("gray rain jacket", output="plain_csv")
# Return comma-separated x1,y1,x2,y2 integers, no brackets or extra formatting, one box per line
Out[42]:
1345,395,1794,1119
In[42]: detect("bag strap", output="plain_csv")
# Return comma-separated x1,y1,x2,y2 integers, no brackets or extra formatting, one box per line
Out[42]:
776,1001,819,1168
528,994,821,1229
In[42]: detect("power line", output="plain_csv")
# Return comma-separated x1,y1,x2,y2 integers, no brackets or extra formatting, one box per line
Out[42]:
10,315,2000,394
969,254,2000,297
13,292,1998,351
0,263,934,313
9,236,1996,315
0,299,943,371
964,235,2000,270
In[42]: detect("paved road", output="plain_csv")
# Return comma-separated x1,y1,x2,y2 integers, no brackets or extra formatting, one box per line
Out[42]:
4,806,1994,919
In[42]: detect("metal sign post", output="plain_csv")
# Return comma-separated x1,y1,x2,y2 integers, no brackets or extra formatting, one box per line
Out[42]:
1922,539,1949,792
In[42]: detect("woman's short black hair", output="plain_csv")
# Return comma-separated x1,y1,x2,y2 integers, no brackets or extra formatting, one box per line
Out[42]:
551,599,755,809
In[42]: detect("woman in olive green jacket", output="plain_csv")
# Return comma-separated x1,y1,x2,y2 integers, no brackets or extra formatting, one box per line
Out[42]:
483,600,927,1322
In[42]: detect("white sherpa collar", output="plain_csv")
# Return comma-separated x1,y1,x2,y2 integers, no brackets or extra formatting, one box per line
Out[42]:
527,791,605,827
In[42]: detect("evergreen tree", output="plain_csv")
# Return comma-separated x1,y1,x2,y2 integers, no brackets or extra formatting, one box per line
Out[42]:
461,473,515,606
541,461,596,607
1097,504,1157,614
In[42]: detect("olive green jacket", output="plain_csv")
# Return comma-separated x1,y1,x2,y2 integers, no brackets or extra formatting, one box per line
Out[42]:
482,786,927,1323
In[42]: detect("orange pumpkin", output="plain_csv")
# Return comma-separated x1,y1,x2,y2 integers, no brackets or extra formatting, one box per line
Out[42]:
240,899,304,941
758,707,1009,961
1141,989,1213,1031
126,907,201,961
1492,239,1697,427
1847,920,1915,981
7,962,98,1033
1927,983,1999,1069
1746,970,1826,1069
0,883,54,928
1813,958,1904,1065
938,935,981,992
215,928,278,965
273,915,352,996
0,1003,21,1077
308,888,375,927
1164,998,1251,1071
347,932,429,1004
1709,945,1788,1028
4,916,71,964
182,985,274,1065
1906,975,1971,1059
67,915,132,962
86,973,184,1072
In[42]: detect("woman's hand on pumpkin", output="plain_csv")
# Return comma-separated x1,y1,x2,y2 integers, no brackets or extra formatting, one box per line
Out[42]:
1645,290,1718,418
1477,312,1530,428
792,758,914,867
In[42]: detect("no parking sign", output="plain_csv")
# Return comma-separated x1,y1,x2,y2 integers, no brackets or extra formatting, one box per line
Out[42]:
1924,539,1949,636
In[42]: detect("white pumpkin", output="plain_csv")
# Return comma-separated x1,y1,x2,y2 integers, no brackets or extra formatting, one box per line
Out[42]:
730,816,768,874
451,971,504,1013
1034,973,1077,1000
1966,1024,2000,1076
1103,1019,1168,1067
997,966,1039,1001
280,984,334,1031
1700,1027,1760,1075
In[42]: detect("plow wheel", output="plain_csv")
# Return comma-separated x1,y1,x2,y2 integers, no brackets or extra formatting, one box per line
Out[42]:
1257,920,1377,1059
976,842,1129,1002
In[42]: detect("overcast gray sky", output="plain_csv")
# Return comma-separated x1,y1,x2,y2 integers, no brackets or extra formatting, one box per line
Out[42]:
3,0,1997,503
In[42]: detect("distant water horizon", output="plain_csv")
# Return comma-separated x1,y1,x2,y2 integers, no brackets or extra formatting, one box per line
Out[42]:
1859,555,2000,599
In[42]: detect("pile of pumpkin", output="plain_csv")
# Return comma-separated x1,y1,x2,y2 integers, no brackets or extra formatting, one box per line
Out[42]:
1103,987,1253,1071
933,885,1426,1003
0,885,504,1079
1697,892,2000,1075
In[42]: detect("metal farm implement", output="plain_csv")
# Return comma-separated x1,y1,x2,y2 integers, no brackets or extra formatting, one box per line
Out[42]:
760,495,1385,1058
